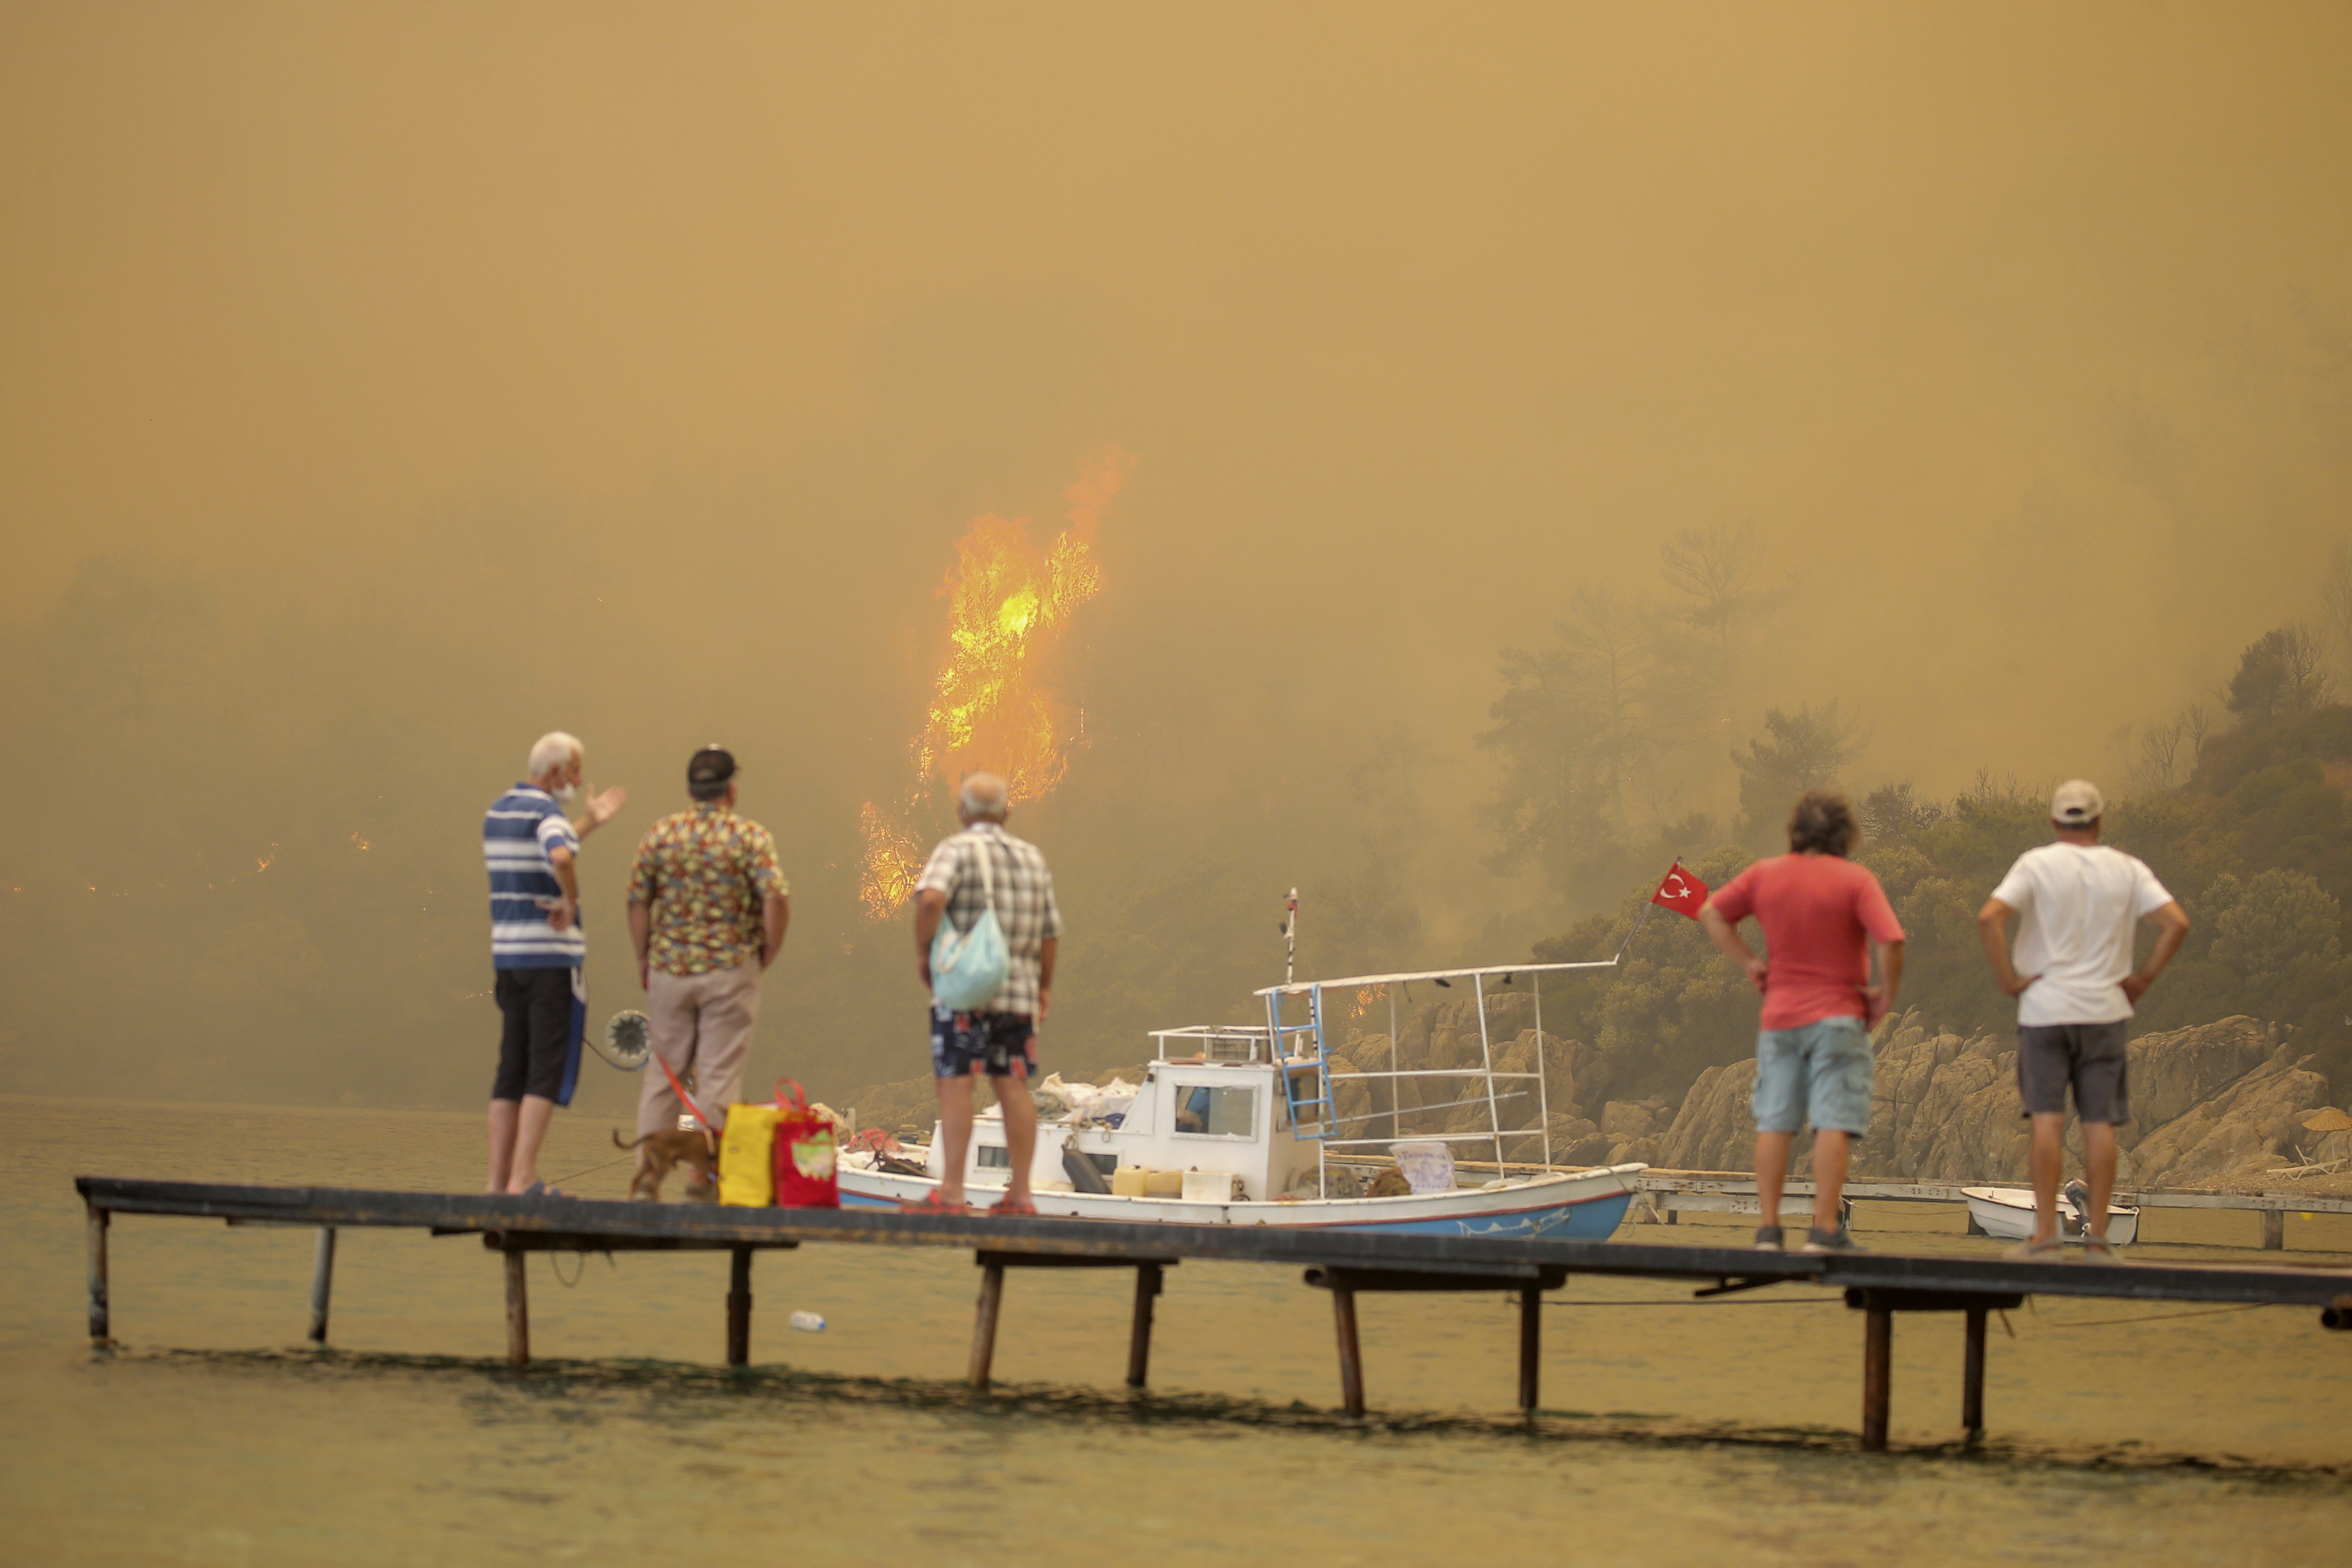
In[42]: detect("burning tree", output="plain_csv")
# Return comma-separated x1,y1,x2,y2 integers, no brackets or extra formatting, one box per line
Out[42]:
857,451,1132,917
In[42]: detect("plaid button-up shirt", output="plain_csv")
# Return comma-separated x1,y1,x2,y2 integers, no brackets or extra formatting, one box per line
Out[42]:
916,822,1061,1017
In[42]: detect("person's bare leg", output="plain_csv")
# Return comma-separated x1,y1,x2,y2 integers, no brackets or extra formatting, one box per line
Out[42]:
999,1078,1039,1206
2081,1120,2118,1241
1754,1131,1793,1231
2028,1111,2066,1244
934,1073,975,1205
1811,1130,1851,1233
487,1099,519,1193
504,1094,558,1194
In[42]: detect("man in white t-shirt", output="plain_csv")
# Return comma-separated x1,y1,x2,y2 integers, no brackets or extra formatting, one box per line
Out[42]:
1977,779,2190,1260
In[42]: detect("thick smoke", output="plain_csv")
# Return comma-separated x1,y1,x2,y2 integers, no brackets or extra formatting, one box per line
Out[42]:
2,7,2348,1113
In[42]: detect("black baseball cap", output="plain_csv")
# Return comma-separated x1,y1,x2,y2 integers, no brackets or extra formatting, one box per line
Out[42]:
687,745,737,798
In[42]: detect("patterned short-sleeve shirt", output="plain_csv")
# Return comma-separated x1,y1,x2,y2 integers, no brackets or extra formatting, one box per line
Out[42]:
627,804,788,976
916,823,1061,1017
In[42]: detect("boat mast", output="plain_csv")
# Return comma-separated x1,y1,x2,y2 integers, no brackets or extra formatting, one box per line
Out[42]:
1283,887,1298,987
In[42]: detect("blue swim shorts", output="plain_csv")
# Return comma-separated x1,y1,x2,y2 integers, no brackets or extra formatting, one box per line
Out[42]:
1751,1016,1873,1136
930,1007,1038,1081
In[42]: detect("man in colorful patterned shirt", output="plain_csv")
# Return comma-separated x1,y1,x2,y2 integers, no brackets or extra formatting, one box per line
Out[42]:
627,746,789,1149
484,730,627,1196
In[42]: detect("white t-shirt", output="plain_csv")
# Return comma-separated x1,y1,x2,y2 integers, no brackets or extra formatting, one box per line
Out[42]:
1988,842,2174,1026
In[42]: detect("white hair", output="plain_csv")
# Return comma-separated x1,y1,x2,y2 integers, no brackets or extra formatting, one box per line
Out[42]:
958,772,1010,820
527,731,583,780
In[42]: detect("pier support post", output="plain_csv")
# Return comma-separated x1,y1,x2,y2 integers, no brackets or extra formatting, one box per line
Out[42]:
1304,1264,1566,1420
1331,1285,1365,1418
1861,1304,1892,1450
1517,1286,1542,1411
1961,1307,1987,1436
1846,1288,2022,1450
2263,1209,2285,1250
968,1261,1005,1389
308,1227,337,1347
503,1245,529,1367
726,1246,753,1368
86,1204,110,1346
1127,1264,1162,1388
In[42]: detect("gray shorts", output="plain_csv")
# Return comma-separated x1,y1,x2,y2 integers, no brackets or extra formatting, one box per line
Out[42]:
1751,1016,1873,1136
2016,1021,2130,1123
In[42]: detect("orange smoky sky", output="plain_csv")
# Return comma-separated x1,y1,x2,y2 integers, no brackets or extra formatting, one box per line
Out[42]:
0,3,2348,1106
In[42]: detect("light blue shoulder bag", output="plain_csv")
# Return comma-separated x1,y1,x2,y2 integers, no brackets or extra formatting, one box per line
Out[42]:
929,830,1010,1012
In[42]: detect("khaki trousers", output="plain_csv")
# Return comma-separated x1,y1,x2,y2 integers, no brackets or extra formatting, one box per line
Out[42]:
638,962,762,1135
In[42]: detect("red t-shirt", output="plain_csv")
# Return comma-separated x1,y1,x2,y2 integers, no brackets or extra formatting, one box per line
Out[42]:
1706,853,1905,1030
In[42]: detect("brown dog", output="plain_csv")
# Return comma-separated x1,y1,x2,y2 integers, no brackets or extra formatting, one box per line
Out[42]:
611,1127,718,1202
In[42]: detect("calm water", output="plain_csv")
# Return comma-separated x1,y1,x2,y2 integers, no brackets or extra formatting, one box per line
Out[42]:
3,1097,2347,1566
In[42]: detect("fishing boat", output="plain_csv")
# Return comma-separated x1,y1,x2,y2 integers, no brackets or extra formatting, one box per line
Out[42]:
840,956,1646,1237
1961,1183,2141,1246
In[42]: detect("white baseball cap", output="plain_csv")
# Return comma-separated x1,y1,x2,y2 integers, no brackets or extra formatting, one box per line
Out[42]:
2051,779,2104,825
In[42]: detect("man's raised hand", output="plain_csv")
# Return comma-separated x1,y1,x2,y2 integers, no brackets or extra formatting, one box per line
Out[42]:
584,783,627,828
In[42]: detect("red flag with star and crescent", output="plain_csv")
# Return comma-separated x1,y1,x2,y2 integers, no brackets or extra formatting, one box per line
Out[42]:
1651,861,1708,919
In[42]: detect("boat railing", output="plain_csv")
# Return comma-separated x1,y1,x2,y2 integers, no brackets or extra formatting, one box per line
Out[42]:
1148,1026,1277,1064
1254,957,1622,1198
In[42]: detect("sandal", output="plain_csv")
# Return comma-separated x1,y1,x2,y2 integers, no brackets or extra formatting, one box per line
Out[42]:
2003,1236,2065,1261
898,1190,970,1215
518,1180,571,1200
988,1196,1039,1217
2079,1234,2127,1264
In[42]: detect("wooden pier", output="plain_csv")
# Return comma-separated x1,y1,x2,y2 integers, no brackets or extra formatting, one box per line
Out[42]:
1631,1169,2352,1249
76,1176,2352,1451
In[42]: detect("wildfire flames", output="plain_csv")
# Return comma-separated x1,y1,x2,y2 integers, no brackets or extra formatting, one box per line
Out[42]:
858,451,1132,917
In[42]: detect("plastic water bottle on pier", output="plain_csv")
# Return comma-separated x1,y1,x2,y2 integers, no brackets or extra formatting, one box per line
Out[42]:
789,1310,826,1333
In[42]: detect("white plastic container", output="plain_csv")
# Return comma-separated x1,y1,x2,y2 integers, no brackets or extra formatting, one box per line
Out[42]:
788,1311,826,1333
1182,1170,1241,1203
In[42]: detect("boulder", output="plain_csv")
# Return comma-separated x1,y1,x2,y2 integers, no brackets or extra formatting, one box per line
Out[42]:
1894,1053,2031,1181
1538,1115,1610,1167
2120,1017,2279,1149
1607,1134,1661,1167
2126,1053,2332,1186
1601,1100,1656,1139
1655,1061,1759,1171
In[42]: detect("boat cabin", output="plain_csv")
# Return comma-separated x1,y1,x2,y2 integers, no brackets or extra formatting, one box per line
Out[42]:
924,1027,1319,1200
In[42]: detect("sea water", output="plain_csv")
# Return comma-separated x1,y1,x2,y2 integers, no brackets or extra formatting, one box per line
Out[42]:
1,1096,2345,1567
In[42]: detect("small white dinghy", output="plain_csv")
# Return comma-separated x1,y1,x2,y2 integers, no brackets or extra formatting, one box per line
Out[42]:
1961,1184,2140,1247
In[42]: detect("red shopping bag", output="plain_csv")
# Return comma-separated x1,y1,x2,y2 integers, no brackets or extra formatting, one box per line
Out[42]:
771,1079,841,1209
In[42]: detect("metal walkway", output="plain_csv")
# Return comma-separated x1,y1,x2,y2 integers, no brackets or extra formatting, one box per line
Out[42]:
76,1176,2352,1450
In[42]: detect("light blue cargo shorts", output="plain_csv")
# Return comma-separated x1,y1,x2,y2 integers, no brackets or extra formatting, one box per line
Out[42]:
1751,1016,1873,1136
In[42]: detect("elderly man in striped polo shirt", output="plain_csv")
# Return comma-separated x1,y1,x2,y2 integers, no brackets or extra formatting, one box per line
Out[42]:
483,731,627,1196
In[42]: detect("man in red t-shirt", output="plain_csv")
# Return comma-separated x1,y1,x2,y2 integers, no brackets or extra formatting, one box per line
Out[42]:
1698,790,1905,1254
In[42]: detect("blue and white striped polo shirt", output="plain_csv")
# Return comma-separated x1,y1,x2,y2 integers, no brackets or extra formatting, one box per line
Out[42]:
484,784,586,969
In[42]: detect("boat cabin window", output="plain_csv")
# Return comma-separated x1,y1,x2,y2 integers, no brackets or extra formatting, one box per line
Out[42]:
975,1146,1011,1169
1172,1083,1257,1139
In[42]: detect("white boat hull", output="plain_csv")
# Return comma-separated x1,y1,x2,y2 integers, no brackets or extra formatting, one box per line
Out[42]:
840,1162,1647,1238
1961,1185,2140,1246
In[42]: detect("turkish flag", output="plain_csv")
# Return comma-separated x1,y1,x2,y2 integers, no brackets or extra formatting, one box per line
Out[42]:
1651,862,1709,919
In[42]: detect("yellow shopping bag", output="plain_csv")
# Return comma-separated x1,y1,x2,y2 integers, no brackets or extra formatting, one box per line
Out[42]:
718,1104,783,1206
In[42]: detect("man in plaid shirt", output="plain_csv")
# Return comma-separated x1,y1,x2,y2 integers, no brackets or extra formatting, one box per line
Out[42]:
911,772,1060,1214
